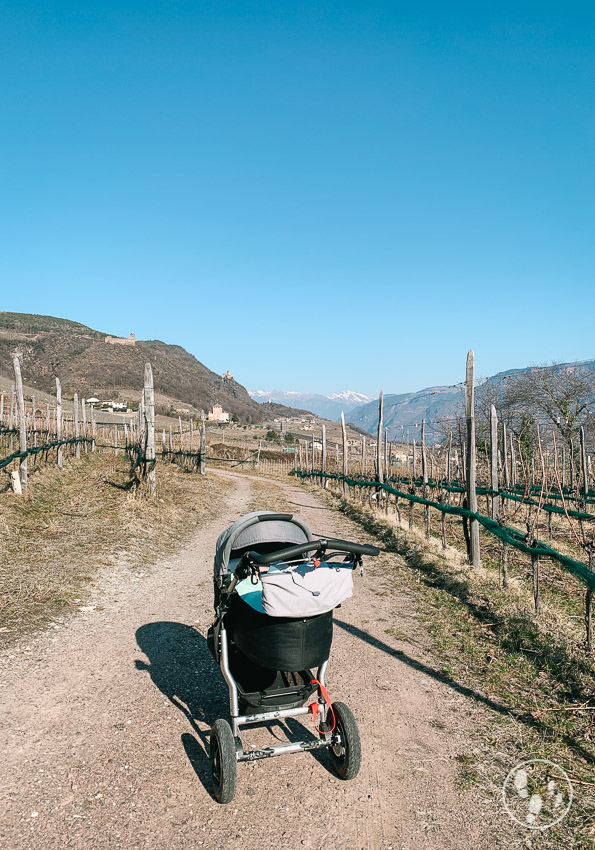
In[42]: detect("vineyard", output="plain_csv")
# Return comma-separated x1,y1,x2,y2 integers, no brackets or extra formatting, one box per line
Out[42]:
0,356,296,498
4,348,595,651
293,352,595,654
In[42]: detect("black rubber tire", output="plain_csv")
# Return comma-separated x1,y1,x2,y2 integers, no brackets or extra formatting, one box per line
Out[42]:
209,719,238,803
328,701,361,780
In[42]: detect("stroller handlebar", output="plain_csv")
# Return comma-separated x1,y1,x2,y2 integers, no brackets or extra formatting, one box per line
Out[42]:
245,538,380,567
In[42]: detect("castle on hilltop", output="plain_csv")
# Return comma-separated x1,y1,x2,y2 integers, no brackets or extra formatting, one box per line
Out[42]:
105,333,136,346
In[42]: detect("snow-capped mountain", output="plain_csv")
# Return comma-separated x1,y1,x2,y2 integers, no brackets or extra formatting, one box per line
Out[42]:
249,389,372,421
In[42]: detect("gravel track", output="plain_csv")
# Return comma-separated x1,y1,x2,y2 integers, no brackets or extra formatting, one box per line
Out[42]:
0,471,502,849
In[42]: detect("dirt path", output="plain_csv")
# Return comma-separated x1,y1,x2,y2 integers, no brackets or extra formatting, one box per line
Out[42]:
0,472,502,850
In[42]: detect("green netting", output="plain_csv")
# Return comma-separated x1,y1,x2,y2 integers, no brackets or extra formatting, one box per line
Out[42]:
0,437,95,470
161,448,202,460
383,475,595,522
292,470,595,591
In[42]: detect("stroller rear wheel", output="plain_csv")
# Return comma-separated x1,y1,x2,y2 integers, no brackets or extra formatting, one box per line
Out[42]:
329,701,361,780
210,719,238,803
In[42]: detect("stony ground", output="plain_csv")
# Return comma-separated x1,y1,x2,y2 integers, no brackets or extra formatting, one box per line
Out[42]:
0,470,519,849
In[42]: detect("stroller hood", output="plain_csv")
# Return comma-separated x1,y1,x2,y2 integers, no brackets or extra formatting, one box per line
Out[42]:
213,511,312,584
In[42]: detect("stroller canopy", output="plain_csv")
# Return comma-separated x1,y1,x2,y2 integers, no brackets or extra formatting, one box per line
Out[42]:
214,511,312,583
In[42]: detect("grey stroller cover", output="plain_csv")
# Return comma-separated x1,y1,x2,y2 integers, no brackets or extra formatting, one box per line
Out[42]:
213,511,312,584
213,511,354,617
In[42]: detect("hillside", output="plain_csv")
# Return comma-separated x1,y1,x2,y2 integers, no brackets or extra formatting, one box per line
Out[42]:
0,312,266,422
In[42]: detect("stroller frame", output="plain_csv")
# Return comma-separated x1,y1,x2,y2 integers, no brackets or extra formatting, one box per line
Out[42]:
208,514,379,803
217,614,333,762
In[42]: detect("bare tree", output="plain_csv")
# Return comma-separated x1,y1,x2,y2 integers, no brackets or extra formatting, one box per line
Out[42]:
500,363,595,449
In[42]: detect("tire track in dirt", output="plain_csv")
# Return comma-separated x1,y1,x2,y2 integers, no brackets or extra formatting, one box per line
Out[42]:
0,471,503,850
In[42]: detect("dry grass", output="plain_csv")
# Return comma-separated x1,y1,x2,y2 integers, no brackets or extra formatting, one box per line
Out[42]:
0,453,232,643
309,483,595,848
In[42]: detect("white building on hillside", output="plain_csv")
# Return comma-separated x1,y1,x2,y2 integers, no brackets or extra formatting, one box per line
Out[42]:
208,404,230,423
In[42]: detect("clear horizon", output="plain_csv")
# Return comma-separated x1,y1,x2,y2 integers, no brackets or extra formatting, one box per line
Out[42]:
2,2,594,397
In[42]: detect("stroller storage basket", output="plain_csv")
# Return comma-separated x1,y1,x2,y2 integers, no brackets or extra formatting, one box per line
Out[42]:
225,594,333,671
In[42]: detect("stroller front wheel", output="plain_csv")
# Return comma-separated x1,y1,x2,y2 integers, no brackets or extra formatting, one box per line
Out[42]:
329,701,361,780
210,719,238,803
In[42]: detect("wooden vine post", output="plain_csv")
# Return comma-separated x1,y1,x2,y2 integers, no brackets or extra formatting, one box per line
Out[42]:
579,425,593,648
321,423,327,486
490,405,499,520
376,391,384,501
580,426,589,509
341,411,348,494
421,419,430,537
441,427,452,549
13,355,27,492
502,421,509,489
409,439,416,529
74,393,81,459
465,350,480,568
56,377,63,469
82,398,88,454
144,362,156,496
200,411,206,475
501,425,509,588
586,546,594,652
384,427,389,480
32,395,37,449
361,436,366,476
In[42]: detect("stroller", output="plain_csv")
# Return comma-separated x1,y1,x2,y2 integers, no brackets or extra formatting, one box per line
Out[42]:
207,510,379,803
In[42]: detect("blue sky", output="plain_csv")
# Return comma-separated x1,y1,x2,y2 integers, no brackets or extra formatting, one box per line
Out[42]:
1,1,594,396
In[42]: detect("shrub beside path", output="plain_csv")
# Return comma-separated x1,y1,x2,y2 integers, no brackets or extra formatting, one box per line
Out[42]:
0,471,510,850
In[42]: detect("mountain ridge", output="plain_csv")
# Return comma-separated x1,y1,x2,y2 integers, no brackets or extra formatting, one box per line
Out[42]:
249,388,372,420
0,312,278,422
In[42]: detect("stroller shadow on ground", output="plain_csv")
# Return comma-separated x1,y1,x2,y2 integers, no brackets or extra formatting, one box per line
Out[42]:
135,621,335,791
135,621,228,797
